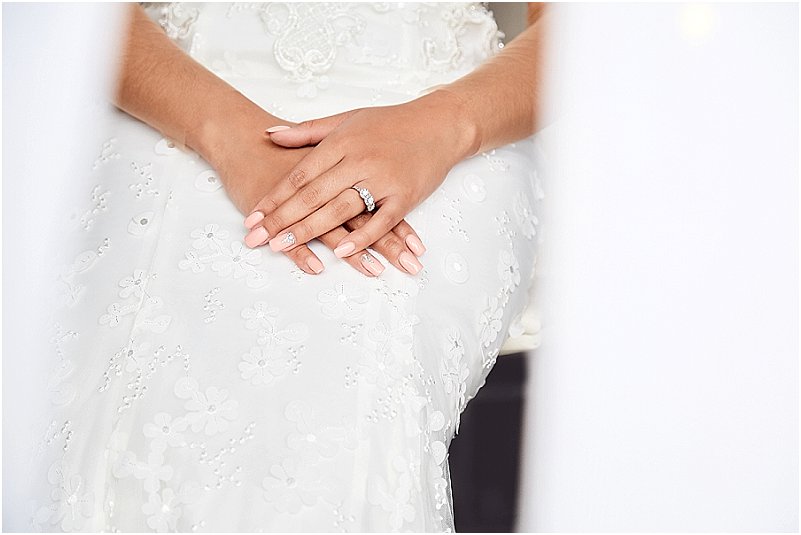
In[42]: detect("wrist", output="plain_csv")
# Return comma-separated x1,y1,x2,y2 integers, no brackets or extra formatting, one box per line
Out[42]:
190,89,282,169
415,88,481,164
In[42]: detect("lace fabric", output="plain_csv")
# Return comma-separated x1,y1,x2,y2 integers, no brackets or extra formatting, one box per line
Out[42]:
27,3,541,532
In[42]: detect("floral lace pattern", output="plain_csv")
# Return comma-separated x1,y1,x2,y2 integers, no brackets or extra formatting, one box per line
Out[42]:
145,2,503,98
27,3,541,532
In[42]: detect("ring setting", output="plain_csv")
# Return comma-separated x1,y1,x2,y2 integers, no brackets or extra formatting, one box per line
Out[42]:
351,186,376,212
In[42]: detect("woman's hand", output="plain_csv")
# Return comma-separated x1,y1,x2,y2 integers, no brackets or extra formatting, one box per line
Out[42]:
243,90,478,274
209,113,424,277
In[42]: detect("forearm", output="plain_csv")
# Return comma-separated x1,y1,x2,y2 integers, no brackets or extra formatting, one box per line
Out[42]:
427,3,548,159
113,4,279,166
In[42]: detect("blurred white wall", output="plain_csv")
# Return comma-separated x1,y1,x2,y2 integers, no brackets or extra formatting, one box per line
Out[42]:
3,4,125,530
517,3,798,531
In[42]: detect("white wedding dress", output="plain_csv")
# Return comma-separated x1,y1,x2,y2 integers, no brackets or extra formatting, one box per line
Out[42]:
28,3,542,532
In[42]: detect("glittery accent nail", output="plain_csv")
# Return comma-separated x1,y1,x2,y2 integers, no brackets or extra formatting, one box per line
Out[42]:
269,231,297,252
360,252,384,276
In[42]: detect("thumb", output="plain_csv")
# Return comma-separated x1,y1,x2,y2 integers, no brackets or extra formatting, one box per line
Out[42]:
266,111,355,147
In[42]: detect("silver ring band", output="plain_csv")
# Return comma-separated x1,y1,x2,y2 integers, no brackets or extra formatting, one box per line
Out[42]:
351,186,376,212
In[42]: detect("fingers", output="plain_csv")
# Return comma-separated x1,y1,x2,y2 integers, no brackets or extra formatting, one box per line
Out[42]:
317,226,386,277
345,214,425,276
266,112,355,148
391,219,427,257
283,243,325,275
333,204,408,260
280,226,386,278
254,167,352,242
245,148,343,230
265,188,365,253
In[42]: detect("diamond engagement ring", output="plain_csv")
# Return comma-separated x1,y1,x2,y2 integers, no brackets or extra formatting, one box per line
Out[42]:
351,186,376,212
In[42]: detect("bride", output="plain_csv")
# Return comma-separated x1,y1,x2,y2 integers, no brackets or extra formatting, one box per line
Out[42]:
30,2,545,531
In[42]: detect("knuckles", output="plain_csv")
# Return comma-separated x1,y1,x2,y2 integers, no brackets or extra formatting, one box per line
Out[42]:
299,186,320,207
331,198,354,219
296,220,314,241
376,234,403,255
262,213,284,234
287,168,308,189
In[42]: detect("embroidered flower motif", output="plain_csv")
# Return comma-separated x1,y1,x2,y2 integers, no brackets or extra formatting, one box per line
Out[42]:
47,461,95,531
241,301,279,330
98,303,122,327
498,249,521,293
318,283,369,320
131,296,172,335
443,252,470,284
441,329,469,411
173,376,200,400
112,450,138,479
261,456,329,514
134,449,174,493
119,269,149,298
211,242,262,279
184,386,239,435
194,170,222,192
367,456,416,530
211,242,261,279
284,401,345,460
368,317,417,360
191,223,229,250
238,345,298,386
479,296,503,348
143,412,188,449
260,3,365,98
154,137,180,156
142,487,182,532
426,411,446,436
257,321,309,347
461,173,487,202
428,457,449,511
116,340,147,372
245,269,270,289
358,348,405,388
178,250,204,273
128,211,155,236
513,192,539,239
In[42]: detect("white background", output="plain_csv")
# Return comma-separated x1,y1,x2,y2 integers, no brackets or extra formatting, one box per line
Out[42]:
3,4,126,529
517,3,798,531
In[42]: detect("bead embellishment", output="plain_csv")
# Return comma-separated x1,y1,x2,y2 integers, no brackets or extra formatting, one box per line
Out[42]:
281,232,296,246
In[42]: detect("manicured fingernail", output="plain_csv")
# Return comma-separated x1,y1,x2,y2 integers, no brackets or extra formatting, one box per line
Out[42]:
244,211,265,229
307,256,324,274
405,234,426,256
244,226,269,248
265,125,291,133
334,241,356,258
360,252,385,276
269,231,296,252
399,251,423,275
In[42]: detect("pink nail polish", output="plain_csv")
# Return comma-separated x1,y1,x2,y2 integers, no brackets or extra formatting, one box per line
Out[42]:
244,211,265,229
360,252,385,276
334,242,356,258
269,231,296,252
265,125,291,133
307,256,324,274
244,226,269,248
399,251,423,275
405,234,426,256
